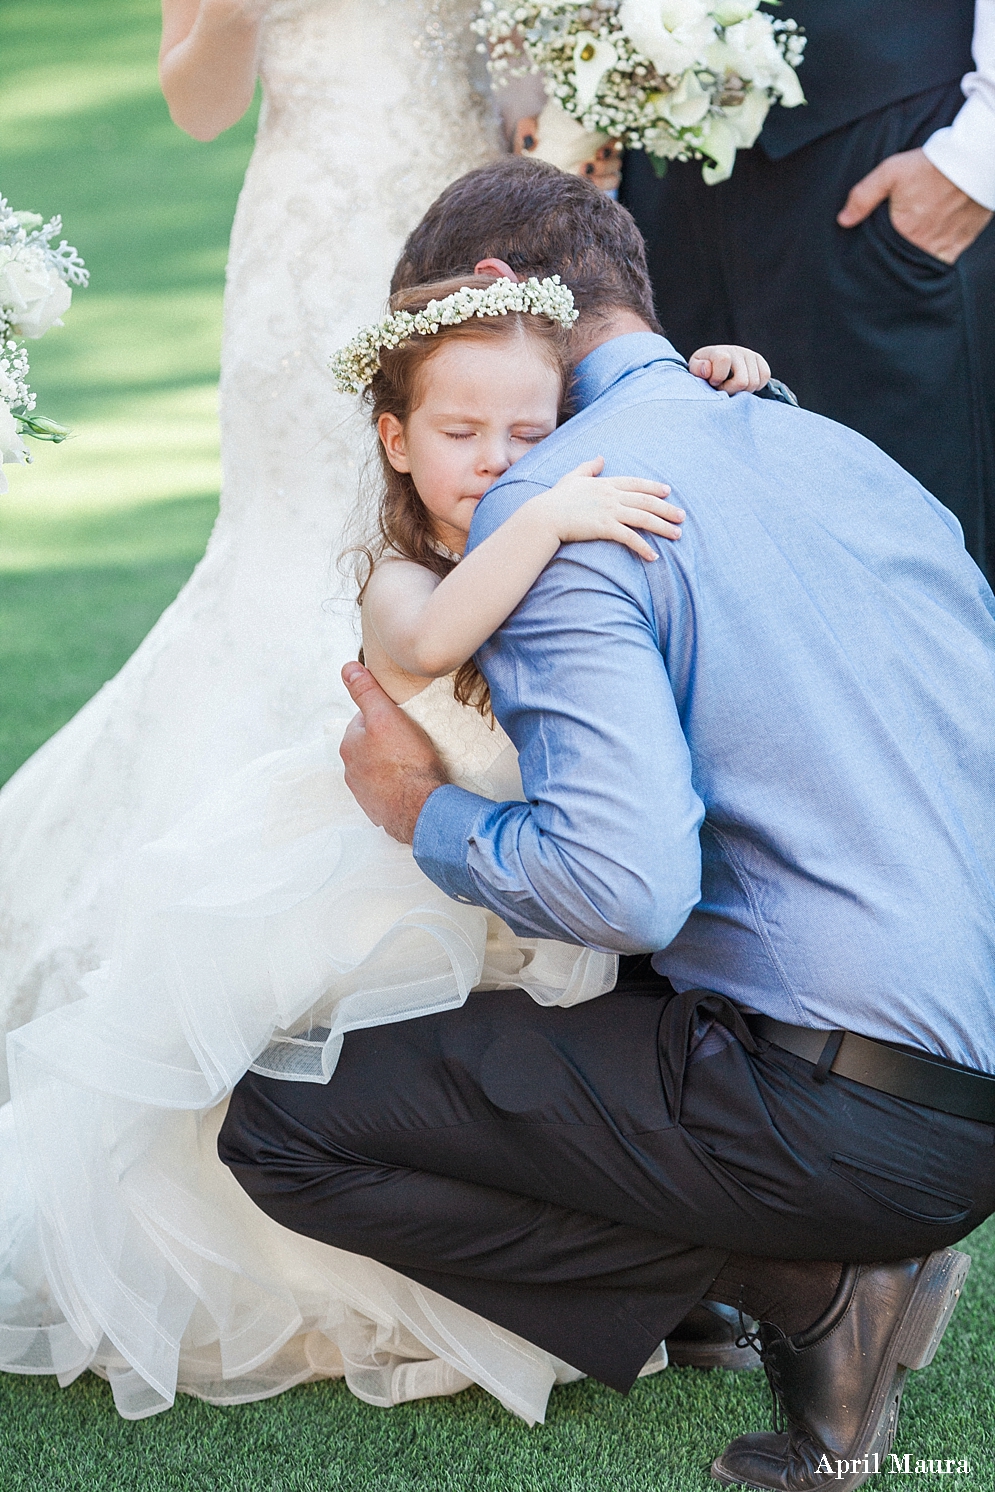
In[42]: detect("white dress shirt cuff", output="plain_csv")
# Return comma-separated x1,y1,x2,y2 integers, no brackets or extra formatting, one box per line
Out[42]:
923,92,995,210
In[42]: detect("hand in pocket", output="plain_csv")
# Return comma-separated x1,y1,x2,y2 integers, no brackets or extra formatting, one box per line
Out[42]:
837,148,993,265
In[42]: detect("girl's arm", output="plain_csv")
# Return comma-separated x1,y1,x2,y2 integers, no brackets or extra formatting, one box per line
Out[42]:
364,461,683,681
160,0,268,140
689,344,771,394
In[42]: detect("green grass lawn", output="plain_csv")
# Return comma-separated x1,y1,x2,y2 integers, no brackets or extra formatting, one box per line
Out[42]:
0,0,256,783
0,1220,991,1492
1,3,993,1489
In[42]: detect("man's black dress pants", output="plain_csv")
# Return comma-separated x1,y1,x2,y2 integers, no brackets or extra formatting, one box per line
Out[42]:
620,82,995,583
218,973,995,1391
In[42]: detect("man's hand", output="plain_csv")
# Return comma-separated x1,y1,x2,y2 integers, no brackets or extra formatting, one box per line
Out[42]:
837,148,993,265
339,663,449,843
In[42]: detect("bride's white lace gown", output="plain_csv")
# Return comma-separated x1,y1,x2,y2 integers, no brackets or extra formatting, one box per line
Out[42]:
0,0,653,1423
0,678,625,1419
0,0,498,1058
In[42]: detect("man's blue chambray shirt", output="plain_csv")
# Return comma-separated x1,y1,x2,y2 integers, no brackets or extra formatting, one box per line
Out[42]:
413,334,995,1073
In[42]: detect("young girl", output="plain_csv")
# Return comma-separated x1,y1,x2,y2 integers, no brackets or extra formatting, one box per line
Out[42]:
346,273,768,717
0,275,770,1422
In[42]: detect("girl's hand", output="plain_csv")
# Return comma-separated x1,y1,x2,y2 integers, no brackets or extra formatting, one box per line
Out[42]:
529,458,684,562
513,117,622,193
580,141,623,193
689,345,771,394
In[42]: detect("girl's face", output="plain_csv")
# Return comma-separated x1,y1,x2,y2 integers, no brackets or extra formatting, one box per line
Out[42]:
378,333,561,553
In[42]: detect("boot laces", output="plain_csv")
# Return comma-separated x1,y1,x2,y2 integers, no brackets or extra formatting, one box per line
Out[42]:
736,1296,786,1434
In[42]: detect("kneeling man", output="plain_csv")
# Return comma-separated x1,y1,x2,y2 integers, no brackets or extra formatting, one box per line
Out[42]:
220,161,995,1491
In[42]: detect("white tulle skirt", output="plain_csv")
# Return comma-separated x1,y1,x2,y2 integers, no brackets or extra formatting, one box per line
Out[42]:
0,720,638,1420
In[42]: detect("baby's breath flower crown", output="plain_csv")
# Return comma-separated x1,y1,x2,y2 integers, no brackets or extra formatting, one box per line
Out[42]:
331,276,578,395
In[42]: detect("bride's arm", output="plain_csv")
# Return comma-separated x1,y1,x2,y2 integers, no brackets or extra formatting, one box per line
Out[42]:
363,462,682,680
160,0,268,141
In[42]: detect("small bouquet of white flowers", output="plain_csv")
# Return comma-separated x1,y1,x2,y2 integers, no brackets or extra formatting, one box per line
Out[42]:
0,195,88,493
473,0,806,184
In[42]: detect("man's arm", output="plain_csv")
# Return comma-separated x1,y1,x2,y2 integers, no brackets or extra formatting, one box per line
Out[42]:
837,0,995,261
412,481,705,954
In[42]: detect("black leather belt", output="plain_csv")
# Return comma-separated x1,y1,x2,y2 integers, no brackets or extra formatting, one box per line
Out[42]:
746,1014,995,1125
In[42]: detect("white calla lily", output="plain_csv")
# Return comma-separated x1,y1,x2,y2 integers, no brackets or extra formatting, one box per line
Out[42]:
572,33,619,113
773,58,805,108
658,68,711,128
721,84,771,148
697,113,739,183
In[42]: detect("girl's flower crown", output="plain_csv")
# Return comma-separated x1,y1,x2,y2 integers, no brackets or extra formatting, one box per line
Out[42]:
331,276,578,395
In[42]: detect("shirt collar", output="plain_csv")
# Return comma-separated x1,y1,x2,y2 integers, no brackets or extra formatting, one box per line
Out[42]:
570,332,688,411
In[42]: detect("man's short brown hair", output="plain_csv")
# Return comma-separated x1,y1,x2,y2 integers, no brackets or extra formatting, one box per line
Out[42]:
391,157,661,332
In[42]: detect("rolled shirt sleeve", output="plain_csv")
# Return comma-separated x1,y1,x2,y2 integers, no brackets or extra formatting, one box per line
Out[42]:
412,479,705,954
922,0,995,209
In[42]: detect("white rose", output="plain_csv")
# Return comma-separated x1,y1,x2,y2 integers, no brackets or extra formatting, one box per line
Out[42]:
0,246,73,339
0,401,28,493
619,0,717,79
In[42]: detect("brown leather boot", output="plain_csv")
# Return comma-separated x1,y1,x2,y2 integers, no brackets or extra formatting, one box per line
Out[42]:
666,1302,761,1370
711,1247,971,1492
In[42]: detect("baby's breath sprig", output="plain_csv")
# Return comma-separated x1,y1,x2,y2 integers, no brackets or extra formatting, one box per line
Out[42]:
0,195,84,486
331,276,578,395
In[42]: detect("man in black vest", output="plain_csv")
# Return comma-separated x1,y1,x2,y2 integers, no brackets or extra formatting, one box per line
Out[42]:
619,0,995,582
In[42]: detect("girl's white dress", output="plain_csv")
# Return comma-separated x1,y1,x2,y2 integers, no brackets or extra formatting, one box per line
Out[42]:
0,0,500,1073
0,677,633,1420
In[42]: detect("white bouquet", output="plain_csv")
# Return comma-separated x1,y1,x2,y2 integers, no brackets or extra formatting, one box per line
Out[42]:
474,0,805,184
0,195,88,493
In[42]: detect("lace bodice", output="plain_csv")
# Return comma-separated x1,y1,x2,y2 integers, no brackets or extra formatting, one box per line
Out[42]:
401,676,524,801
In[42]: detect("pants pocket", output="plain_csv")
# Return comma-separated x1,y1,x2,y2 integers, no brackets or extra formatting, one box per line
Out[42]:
830,1153,972,1226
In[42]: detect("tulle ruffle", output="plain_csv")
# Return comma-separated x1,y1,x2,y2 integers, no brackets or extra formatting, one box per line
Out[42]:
2,710,625,1419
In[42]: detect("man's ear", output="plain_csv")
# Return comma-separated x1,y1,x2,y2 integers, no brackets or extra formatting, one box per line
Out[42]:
378,413,410,472
474,257,518,281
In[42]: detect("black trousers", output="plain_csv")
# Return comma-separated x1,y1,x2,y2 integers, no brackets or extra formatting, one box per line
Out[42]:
620,82,995,583
218,974,995,1392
